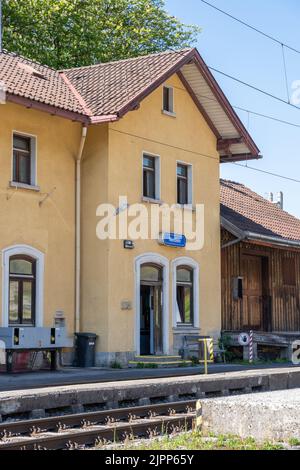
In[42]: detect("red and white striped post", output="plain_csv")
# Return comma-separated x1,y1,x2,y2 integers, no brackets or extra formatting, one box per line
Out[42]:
249,330,254,364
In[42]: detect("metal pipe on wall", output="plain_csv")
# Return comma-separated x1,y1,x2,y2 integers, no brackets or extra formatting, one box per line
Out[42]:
75,125,88,333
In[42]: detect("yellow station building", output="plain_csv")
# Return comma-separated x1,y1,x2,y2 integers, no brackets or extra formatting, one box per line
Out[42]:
0,48,260,365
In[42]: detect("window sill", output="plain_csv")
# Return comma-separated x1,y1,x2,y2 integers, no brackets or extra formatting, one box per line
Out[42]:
142,196,164,205
9,181,40,192
173,325,200,333
162,110,176,118
175,203,195,212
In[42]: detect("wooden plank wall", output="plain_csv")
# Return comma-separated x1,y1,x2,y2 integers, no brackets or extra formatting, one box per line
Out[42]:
221,229,300,332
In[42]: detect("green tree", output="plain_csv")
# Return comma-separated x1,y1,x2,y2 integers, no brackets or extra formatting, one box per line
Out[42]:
2,0,200,69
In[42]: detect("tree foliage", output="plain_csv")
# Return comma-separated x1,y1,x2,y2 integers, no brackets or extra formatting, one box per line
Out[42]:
2,0,200,68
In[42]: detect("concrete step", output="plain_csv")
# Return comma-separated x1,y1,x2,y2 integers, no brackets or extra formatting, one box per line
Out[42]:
129,356,193,368
134,355,182,363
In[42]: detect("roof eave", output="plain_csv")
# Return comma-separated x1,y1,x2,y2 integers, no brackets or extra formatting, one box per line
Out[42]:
220,153,263,163
245,231,300,249
221,216,300,249
89,114,119,124
114,48,260,161
192,49,260,159
6,93,89,124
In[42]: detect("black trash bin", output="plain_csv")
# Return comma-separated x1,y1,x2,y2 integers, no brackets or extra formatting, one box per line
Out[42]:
75,333,98,367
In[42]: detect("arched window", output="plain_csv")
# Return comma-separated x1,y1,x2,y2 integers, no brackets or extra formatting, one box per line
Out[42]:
9,256,36,325
141,264,162,284
176,266,193,325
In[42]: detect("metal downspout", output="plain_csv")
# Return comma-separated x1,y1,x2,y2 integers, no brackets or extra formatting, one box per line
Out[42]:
75,125,88,333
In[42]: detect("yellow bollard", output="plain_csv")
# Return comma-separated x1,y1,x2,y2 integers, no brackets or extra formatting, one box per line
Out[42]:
204,339,208,375
198,338,214,375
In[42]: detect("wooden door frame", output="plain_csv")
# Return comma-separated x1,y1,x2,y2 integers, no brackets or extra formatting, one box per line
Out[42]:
240,249,272,332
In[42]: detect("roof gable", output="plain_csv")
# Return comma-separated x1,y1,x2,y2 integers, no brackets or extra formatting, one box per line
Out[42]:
0,48,260,161
64,48,260,162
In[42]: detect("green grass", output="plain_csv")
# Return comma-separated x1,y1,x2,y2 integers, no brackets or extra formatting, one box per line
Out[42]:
121,432,285,451
289,438,300,447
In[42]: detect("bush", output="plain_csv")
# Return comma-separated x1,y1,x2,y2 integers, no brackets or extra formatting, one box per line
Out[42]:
110,360,122,369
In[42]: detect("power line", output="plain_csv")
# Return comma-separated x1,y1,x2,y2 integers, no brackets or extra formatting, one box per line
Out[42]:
110,128,220,162
233,105,300,129
169,47,300,118
111,128,300,185
209,66,300,112
200,0,300,55
188,89,300,129
232,163,300,184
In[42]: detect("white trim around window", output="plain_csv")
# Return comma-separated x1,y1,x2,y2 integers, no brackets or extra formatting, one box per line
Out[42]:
162,85,176,117
2,245,44,327
171,257,200,329
176,160,193,206
11,130,38,188
134,253,169,355
142,151,161,201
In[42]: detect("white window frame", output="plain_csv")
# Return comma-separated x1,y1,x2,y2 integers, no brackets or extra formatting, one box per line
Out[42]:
176,161,193,206
134,253,169,355
172,257,200,329
2,245,44,327
142,152,161,202
11,131,39,190
162,85,176,117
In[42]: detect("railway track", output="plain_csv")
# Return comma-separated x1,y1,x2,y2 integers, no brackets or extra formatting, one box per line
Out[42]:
0,400,196,450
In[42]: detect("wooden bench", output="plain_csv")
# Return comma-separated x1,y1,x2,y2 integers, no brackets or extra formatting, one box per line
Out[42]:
181,335,210,360
181,335,226,363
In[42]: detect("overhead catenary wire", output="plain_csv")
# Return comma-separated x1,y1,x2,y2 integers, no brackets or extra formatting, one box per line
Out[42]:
200,0,300,56
200,1,299,110
232,163,300,184
208,66,300,112
195,90,300,129
168,48,300,117
110,128,300,185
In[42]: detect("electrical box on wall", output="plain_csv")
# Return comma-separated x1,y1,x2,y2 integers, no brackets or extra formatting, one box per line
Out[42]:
233,277,243,300
0,327,73,350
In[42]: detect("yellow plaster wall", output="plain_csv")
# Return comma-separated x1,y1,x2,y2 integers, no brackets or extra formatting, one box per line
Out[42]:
82,73,221,356
0,102,80,335
81,124,110,349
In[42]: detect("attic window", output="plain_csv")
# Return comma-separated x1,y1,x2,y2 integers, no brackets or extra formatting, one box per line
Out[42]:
163,86,175,116
17,63,47,80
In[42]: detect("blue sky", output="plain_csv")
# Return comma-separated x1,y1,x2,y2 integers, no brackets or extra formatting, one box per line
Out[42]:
165,0,300,217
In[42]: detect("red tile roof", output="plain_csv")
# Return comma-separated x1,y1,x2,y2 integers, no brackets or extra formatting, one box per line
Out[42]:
63,48,194,117
0,48,260,160
0,50,87,116
221,180,300,243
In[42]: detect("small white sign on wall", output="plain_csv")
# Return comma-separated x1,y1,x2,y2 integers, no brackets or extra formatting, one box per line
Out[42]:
121,301,132,311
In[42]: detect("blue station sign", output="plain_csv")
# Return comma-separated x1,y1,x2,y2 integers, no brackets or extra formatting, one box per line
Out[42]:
158,233,186,248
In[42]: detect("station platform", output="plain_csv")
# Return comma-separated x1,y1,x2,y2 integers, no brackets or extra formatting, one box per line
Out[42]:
0,362,298,392
0,365,300,422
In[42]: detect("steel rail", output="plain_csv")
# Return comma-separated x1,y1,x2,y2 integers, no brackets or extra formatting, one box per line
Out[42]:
0,415,194,451
0,400,196,450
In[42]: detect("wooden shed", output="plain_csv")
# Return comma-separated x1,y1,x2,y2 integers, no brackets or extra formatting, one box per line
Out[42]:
220,180,300,360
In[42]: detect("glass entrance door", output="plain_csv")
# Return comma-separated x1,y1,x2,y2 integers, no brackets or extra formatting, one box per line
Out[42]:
140,265,163,355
